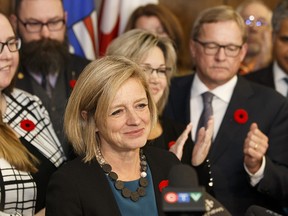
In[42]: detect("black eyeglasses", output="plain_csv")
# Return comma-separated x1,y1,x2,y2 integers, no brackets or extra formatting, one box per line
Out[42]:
140,64,171,78
194,39,243,57
17,17,65,33
0,38,21,54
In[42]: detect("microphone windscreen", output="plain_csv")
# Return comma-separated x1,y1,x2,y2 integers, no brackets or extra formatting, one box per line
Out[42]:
245,205,283,216
166,164,232,216
168,164,199,187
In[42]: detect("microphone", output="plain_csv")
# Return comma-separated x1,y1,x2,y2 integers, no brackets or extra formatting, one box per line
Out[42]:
162,164,231,216
245,205,284,216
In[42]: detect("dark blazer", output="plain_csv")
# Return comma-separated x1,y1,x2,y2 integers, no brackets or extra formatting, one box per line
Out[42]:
164,74,288,215
244,63,275,89
46,146,180,216
15,54,90,97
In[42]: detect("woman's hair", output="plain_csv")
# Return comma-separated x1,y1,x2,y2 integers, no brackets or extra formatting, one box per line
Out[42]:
0,12,38,173
191,5,248,43
64,56,157,162
125,4,188,72
106,29,176,115
0,113,38,172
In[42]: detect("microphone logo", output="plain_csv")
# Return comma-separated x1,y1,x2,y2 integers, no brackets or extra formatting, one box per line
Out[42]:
164,192,178,204
164,192,203,204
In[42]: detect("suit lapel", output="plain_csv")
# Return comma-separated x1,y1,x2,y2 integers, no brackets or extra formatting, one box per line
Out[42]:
209,76,254,163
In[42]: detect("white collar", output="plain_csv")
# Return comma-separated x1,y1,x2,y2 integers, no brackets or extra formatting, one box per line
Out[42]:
273,61,288,83
191,73,237,103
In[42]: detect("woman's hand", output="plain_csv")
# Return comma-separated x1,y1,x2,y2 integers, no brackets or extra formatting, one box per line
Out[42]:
169,122,193,160
192,117,214,166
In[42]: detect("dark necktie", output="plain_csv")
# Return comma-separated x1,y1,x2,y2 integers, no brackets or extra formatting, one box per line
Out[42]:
284,77,288,98
41,74,52,97
196,92,214,135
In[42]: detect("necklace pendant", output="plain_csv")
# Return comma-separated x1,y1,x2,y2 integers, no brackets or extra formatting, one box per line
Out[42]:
102,164,112,173
137,187,146,196
115,180,124,190
108,171,118,180
131,192,140,202
140,171,147,178
139,177,148,187
122,187,132,198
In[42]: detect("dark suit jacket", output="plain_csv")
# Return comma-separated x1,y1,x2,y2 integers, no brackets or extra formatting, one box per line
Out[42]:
15,54,90,97
46,146,181,216
244,63,275,89
164,74,288,215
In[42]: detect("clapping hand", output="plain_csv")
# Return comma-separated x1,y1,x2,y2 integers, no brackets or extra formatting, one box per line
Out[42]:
243,123,268,174
169,122,193,160
169,117,214,166
192,117,214,166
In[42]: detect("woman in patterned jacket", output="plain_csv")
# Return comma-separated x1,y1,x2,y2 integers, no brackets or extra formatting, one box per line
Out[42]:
0,13,66,216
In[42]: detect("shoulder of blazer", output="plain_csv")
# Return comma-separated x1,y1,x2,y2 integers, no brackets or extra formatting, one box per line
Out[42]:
68,54,91,73
236,75,286,105
243,64,275,88
171,74,194,87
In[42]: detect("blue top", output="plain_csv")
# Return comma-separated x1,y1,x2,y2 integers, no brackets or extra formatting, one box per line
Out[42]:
107,165,158,216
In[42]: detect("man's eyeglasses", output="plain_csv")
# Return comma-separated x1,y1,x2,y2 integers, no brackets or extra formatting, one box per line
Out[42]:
0,38,21,54
17,17,65,33
244,15,268,27
140,65,171,78
194,39,243,57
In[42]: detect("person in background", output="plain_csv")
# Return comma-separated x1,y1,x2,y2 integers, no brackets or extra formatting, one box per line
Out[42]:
163,5,288,215
236,0,273,75
245,0,288,98
46,56,181,216
0,12,65,216
106,29,213,164
125,3,192,76
9,0,90,159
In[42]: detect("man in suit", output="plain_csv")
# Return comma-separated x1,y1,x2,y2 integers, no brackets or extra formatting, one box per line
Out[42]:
10,0,90,159
164,5,288,215
245,0,288,98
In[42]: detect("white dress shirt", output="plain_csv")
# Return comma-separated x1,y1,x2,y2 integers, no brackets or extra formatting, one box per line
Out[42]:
273,61,288,97
190,74,237,141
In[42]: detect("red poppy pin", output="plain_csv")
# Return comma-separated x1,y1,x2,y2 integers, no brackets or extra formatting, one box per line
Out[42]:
20,119,36,132
159,180,169,192
168,141,176,149
234,109,248,124
69,79,76,88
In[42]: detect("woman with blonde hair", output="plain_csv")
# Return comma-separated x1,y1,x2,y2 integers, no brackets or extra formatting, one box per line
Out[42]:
46,56,181,215
106,29,213,165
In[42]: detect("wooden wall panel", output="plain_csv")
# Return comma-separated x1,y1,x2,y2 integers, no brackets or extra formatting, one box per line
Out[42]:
0,0,14,16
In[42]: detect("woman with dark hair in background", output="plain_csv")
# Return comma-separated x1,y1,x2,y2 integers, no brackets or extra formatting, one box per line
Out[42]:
125,4,192,75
